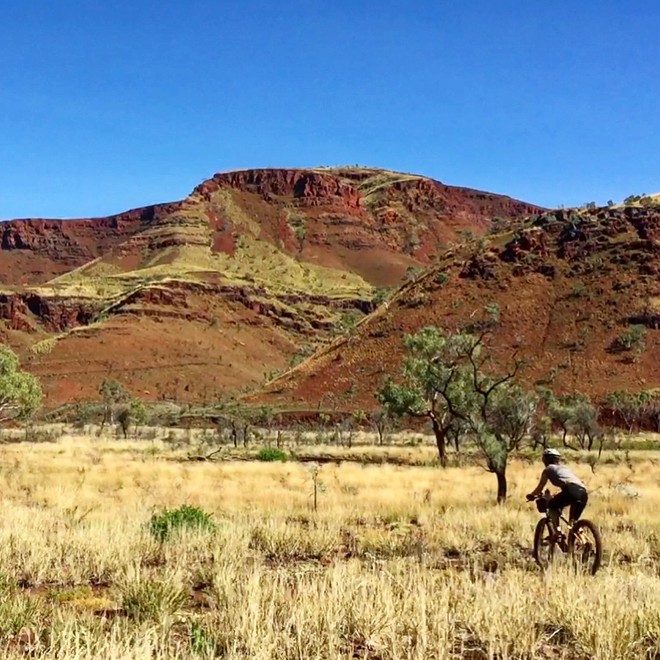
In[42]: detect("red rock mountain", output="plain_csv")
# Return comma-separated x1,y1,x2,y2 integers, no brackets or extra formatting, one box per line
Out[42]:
253,205,660,411
0,167,541,407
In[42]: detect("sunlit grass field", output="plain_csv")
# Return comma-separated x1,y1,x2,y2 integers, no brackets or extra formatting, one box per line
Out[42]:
0,432,657,658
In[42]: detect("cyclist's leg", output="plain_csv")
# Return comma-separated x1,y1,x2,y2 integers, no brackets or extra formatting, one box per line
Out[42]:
548,491,571,539
568,487,588,524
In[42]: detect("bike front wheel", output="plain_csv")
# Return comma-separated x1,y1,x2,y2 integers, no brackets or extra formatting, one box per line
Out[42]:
533,518,556,570
568,519,602,575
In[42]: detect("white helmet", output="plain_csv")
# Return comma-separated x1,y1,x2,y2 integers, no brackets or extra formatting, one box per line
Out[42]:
542,448,561,465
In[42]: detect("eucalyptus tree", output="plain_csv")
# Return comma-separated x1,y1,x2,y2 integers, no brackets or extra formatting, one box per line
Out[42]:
378,326,537,502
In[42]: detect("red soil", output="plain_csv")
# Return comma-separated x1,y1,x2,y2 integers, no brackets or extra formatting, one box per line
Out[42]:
252,206,660,410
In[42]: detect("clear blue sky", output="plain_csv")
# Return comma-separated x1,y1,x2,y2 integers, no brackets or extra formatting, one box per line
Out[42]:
1,1,658,219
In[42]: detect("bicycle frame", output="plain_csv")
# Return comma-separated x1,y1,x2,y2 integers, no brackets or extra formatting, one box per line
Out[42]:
532,490,602,575
537,492,577,549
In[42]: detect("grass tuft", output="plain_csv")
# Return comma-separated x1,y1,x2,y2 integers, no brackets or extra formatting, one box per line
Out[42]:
118,571,188,622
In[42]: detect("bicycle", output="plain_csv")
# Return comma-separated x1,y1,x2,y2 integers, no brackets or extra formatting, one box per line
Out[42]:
530,490,603,575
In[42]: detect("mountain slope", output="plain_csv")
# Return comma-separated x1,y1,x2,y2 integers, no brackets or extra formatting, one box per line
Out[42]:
253,205,660,410
0,167,541,406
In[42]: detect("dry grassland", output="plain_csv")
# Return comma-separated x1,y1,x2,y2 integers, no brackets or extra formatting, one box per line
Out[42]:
0,434,658,659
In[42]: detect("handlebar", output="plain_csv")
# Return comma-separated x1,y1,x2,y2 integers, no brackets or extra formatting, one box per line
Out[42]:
526,490,550,502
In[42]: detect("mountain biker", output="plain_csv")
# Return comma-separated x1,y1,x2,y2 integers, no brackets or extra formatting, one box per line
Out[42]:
526,448,588,541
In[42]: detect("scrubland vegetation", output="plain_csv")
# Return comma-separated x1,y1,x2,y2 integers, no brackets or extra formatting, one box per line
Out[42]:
0,428,657,659
2,312,660,658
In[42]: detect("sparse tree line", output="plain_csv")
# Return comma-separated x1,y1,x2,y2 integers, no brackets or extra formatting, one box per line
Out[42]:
205,405,393,451
1,336,659,504
622,193,658,206
376,322,660,503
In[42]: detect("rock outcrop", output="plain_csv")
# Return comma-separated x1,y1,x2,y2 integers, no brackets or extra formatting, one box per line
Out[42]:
0,293,100,333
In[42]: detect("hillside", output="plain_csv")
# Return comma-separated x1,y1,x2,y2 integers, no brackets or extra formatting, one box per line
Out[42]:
253,204,660,411
0,167,539,406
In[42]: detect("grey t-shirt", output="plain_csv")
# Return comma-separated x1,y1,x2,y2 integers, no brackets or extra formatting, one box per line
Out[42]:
544,464,585,490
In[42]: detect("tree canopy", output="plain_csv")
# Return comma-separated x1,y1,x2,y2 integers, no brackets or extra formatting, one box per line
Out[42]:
0,345,42,423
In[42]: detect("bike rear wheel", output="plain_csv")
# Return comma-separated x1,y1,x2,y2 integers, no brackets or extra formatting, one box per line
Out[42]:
533,518,556,570
568,519,602,575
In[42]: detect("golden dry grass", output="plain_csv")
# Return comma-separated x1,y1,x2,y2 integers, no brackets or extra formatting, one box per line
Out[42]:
41,228,372,302
0,434,657,658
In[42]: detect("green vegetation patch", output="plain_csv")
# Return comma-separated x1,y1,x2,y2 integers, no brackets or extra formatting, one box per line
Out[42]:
149,505,216,542
256,447,288,462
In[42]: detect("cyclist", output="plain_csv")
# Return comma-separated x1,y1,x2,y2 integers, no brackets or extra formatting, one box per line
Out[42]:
526,448,589,541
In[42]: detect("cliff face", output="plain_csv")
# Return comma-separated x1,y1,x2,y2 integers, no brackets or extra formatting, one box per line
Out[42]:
0,166,545,407
0,202,182,285
0,293,100,333
200,169,365,210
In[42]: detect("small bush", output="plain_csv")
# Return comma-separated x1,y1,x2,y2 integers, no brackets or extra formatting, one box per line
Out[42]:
569,283,589,299
373,287,393,305
256,447,288,462
23,425,61,443
289,344,315,367
611,325,646,352
149,505,215,542
30,337,57,356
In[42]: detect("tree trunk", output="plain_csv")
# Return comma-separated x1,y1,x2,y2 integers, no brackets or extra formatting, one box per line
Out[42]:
495,469,507,504
100,407,108,432
586,433,594,451
429,414,447,468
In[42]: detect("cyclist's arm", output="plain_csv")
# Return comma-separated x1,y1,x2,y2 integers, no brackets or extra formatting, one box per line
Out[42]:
528,473,548,497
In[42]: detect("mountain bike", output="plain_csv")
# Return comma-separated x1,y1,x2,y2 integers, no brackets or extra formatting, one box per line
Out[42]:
530,490,602,575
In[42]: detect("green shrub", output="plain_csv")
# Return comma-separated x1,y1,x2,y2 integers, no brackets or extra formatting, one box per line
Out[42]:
256,447,288,462
404,265,423,283
189,620,224,656
612,324,646,352
373,287,393,305
30,337,57,356
569,283,589,299
149,505,215,542
289,344,315,367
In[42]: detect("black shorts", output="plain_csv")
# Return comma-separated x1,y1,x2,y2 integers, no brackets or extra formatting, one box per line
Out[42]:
549,484,588,522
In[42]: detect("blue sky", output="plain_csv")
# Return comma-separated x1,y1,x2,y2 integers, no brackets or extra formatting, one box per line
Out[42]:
1,1,658,219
